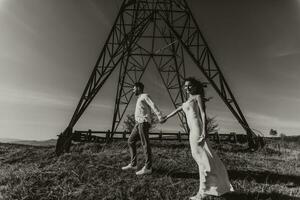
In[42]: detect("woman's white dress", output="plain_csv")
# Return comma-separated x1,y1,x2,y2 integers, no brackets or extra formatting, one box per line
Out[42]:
182,95,233,196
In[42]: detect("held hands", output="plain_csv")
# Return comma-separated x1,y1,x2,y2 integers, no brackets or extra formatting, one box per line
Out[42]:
197,128,206,144
159,116,167,124
197,135,205,144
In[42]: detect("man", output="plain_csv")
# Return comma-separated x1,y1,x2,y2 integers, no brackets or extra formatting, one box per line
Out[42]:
122,82,164,175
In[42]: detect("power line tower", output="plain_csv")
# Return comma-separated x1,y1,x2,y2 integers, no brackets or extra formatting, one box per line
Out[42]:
56,0,262,155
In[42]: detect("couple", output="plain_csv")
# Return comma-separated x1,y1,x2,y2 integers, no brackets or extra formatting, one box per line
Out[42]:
121,78,233,199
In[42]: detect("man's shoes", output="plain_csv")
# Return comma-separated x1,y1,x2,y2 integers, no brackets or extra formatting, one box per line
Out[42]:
136,166,152,175
121,164,137,170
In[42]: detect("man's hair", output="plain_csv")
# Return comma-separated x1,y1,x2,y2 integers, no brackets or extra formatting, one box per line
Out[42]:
134,82,144,91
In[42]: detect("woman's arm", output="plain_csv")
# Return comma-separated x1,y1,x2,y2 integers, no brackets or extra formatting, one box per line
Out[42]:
165,106,183,121
196,95,206,140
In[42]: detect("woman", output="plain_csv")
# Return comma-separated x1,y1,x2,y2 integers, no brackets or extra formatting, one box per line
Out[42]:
163,77,233,200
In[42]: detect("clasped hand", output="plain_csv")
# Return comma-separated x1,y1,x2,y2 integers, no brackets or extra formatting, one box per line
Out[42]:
197,135,205,144
159,116,167,124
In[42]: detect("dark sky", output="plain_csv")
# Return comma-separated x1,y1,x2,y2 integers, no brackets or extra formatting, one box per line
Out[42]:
1,0,300,140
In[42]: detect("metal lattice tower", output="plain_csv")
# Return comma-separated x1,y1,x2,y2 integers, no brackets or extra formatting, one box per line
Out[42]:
56,0,262,155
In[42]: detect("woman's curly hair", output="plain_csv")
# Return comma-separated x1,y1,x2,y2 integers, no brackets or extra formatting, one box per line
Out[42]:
184,77,208,113
184,77,205,97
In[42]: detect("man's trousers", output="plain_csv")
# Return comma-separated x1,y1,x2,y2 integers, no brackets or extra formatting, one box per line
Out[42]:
128,122,152,169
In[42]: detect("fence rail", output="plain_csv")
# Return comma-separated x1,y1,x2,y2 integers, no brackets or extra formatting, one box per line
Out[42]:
71,130,249,144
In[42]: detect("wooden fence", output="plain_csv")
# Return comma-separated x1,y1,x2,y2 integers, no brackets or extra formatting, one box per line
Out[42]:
72,130,249,144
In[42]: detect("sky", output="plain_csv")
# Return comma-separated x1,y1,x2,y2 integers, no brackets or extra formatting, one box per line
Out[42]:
1,0,300,140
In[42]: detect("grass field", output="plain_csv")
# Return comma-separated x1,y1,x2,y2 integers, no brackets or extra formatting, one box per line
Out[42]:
0,138,299,200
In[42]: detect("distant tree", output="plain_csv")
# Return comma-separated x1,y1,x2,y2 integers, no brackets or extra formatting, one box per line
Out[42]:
279,133,286,143
206,117,219,135
123,114,136,132
122,113,158,132
280,133,286,138
269,129,278,136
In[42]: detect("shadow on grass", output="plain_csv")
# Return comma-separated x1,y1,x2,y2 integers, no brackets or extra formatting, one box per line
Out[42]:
222,192,300,200
215,144,253,154
228,169,300,187
156,169,300,187
154,169,300,199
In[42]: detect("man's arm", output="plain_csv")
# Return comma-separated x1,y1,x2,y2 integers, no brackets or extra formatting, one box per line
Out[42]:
144,94,163,120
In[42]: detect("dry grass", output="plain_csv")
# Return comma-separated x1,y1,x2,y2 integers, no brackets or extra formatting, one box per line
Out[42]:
0,139,299,200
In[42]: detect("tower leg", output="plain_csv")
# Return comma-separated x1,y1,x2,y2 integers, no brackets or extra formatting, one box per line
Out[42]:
56,0,156,154
156,0,259,148
55,127,72,156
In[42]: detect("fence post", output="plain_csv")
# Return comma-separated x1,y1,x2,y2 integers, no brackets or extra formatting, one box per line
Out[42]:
73,131,79,140
79,131,83,142
215,132,220,144
178,131,182,142
106,130,110,142
84,131,88,141
277,143,281,155
88,129,92,142
159,131,162,141
230,132,237,144
123,131,127,140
